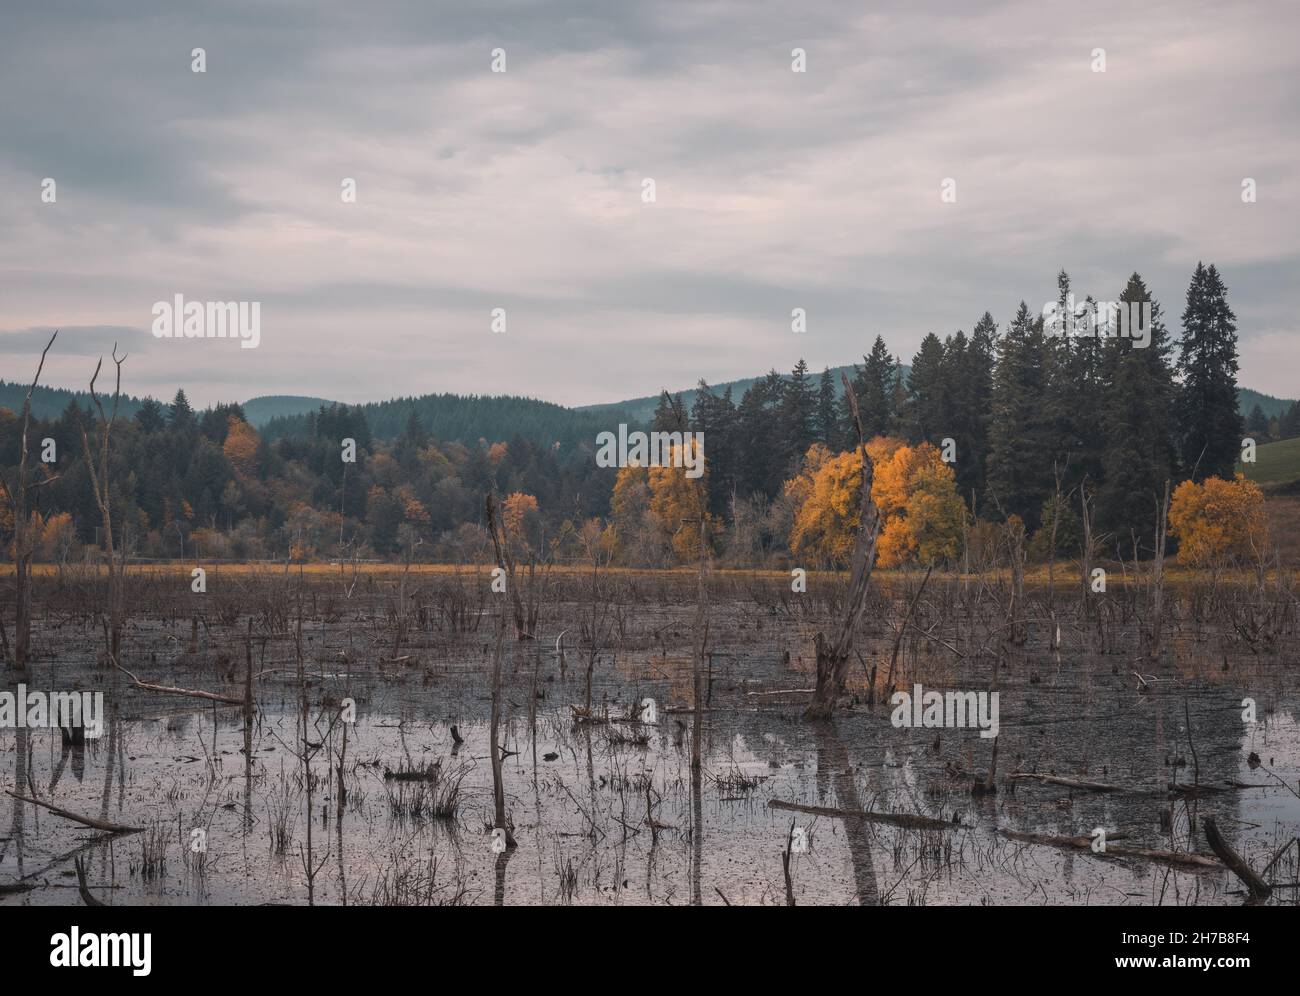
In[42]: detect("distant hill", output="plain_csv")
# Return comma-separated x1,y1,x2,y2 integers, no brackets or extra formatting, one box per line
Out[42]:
6,370,1290,448
585,368,1292,424
242,395,336,427
0,380,146,421
1238,387,1294,420
579,364,875,423
262,392,635,449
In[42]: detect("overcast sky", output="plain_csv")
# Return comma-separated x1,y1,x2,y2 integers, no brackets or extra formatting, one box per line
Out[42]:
2,0,1297,409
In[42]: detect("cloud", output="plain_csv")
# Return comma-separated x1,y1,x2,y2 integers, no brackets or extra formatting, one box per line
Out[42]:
1,0,1296,405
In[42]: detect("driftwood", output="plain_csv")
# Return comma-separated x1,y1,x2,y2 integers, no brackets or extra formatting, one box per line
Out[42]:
769,798,953,831
1204,816,1271,901
884,564,933,692
5,790,143,834
1011,772,1271,798
998,828,1222,869
1008,772,1122,792
73,856,105,906
804,374,881,721
114,660,243,705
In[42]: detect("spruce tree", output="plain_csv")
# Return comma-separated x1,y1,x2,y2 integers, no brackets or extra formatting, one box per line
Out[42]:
816,367,838,449
962,312,998,500
1245,404,1269,440
845,334,896,442
1176,262,1241,480
169,389,195,426
780,358,818,471
1098,273,1178,548
691,381,737,515
651,391,689,433
986,302,1054,528
905,333,949,445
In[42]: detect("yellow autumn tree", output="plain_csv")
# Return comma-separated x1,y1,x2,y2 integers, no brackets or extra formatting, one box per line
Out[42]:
647,440,711,563
607,463,657,564
223,415,260,481
787,438,962,567
1169,474,1268,567
787,449,865,565
501,491,540,554
873,442,965,567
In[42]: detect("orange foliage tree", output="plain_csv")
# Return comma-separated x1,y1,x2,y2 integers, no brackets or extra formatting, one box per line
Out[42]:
222,415,260,480
1169,474,1268,567
872,441,965,567
501,491,540,554
647,440,711,563
788,438,963,567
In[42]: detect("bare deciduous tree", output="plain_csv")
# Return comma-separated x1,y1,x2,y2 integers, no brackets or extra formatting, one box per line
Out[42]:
804,374,880,721
78,345,128,664
1,330,58,674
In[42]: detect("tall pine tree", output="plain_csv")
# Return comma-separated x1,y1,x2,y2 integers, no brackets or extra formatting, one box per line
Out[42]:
1098,273,1178,548
986,303,1054,528
1176,262,1241,481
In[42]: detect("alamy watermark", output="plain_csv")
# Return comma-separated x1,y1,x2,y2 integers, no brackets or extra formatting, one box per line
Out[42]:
1042,295,1151,348
0,684,104,739
890,683,999,738
152,294,261,349
595,425,705,479
50,928,151,976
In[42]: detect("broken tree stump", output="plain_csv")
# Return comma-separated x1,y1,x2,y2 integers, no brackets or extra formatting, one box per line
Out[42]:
1204,816,1271,902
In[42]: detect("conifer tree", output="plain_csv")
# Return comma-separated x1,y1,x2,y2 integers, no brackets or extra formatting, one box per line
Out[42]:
844,335,896,441
905,333,949,445
1098,273,1178,547
780,358,818,471
986,302,1054,528
816,367,838,449
1176,262,1241,480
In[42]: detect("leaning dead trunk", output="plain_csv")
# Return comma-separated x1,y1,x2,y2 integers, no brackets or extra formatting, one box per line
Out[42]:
485,492,532,640
690,513,709,768
78,346,128,664
1,331,58,674
489,615,516,848
1005,516,1027,646
1079,479,1096,623
804,374,880,722
1145,481,1171,661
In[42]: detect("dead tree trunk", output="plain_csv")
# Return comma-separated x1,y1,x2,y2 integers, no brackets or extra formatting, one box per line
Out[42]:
1204,817,1271,902
690,513,709,769
1005,517,1027,646
485,492,532,640
489,614,516,848
1145,481,1171,662
0,331,58,674
804,374,880,722
78,345,127,664
1080,478,1095,622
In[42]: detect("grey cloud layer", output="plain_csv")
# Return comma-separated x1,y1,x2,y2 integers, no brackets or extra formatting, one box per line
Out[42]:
1,0,1296,405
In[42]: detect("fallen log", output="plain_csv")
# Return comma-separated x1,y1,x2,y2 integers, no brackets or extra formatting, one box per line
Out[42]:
5,791,143,834
998,828,1222,869
114,661,243,705
769,798,953,831
1204,817,1271,902
1008,772,1122,792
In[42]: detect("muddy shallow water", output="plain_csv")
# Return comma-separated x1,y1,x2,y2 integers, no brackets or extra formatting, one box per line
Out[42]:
5,660,1299,904
3,574,1300,906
